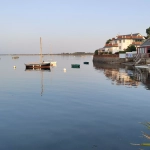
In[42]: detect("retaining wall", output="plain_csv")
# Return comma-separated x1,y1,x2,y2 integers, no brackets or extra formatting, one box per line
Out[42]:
93,55,125,64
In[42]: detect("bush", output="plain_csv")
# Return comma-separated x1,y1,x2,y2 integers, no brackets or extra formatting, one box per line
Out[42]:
119,51,125,54
126,45,136,52
94,50,98,55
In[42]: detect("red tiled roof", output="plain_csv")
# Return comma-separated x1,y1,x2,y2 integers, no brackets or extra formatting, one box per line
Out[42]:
117,35,144,40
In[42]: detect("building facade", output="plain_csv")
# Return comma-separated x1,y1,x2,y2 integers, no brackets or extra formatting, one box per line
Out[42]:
102,33,145,54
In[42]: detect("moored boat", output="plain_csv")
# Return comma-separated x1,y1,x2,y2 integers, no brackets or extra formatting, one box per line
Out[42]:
50,61,57,66
12,56,19,59
83,62,89,64
71,64,80,68
25,62,50,69
25,37,50,69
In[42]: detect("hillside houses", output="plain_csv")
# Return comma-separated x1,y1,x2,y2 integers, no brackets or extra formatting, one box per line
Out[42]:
98,33,145,54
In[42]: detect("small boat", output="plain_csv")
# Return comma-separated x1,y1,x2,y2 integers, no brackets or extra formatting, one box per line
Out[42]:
83,62,89,64
49,46,57,66
25,37,50,69
50,61,57,66
25,62,50,69
71,64,80,68
12,56,19,59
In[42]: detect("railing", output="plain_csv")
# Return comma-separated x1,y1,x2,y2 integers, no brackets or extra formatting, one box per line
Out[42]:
94,54,119,58
132,42,142,45
134,53,148,65
105,44,118,47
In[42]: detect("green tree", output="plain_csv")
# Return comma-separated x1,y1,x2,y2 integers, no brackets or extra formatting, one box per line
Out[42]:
106,39,112,44
94,49,98,55
126,45,136,52
146,27,150,38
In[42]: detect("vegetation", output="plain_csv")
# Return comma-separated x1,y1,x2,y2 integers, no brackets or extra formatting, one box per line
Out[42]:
126,45,136,52
119,51,126,54
146,27,150,39
131,122,150,148
94,50,98,55
106,39,112,44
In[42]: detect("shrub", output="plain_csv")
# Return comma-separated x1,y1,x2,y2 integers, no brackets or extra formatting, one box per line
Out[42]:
119,51,125,54
94,50,98,55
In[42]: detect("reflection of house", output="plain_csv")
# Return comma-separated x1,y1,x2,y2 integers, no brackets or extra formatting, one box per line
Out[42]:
104,69,139,86
99,33,145,54
137,39,150,56
93,62,150,89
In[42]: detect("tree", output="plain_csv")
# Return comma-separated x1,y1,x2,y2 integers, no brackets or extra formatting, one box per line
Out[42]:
146,27,150,38
126,45,136,52
106,39,112,44
94,49,98,55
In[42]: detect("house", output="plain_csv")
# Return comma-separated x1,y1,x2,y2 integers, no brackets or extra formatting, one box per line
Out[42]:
103,33,145,54
137,38,150,56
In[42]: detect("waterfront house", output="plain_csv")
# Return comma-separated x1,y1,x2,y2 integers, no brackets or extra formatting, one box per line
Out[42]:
137,38,150,56
99,33,145,54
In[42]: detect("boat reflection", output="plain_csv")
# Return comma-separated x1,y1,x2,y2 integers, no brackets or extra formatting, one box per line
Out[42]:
25,68,51,72
93,62,150,89
25,68,51,96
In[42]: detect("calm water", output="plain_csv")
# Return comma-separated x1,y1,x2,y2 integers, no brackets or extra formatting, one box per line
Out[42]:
0,55,150,150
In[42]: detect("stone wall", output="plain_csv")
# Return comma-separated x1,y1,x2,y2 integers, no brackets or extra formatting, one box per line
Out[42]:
93,55,125,64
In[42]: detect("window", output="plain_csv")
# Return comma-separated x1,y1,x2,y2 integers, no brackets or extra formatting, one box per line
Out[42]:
119,40,121,43
123,40,125,43
119,46,121,50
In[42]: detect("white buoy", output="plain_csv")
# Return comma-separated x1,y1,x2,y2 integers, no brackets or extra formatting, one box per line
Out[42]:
63,68,66,72
13,66,16,69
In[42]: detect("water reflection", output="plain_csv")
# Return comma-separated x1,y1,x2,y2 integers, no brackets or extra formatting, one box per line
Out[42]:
25,68,51,72
25,68,51,96
93,62,150,89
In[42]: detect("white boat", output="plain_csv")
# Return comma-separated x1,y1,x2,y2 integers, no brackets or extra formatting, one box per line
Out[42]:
49,45,57,66
50,61,57,66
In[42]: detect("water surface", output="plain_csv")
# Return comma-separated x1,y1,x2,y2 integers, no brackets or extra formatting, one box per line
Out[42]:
0,55,150,150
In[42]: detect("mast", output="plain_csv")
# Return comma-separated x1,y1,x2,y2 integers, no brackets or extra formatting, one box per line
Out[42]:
41,71,43,96
40,37,43,63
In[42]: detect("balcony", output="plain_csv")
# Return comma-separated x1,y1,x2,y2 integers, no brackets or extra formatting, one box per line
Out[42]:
105,44,118,47
132,42,142,45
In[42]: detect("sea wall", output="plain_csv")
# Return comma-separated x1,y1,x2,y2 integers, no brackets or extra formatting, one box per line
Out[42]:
93,55,125,64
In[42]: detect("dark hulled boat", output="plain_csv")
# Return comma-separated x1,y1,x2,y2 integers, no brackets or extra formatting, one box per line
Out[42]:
25,37,50,69
25,62,50,69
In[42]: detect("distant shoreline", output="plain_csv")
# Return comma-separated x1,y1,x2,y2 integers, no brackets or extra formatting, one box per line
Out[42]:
0,53,94,56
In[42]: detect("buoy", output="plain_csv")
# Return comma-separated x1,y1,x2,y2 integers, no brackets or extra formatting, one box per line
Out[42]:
13,66,16,69
63,68,66,72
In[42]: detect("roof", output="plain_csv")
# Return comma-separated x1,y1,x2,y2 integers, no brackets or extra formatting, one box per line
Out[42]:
140,38,150,47
111,33,145,40
122,33,140,36
117,35,144,40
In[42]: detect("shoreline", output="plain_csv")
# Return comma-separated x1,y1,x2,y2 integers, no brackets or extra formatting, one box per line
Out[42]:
0,53,94,56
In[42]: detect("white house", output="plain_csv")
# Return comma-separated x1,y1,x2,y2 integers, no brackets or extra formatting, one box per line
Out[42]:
103,33,145,54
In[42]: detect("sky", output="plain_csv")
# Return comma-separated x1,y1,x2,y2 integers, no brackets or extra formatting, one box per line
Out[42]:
0,0,149,54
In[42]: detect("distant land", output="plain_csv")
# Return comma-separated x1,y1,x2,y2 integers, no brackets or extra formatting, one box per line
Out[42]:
0,52,94,56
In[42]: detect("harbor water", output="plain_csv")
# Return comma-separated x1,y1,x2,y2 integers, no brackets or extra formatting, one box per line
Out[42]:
0,55,150,150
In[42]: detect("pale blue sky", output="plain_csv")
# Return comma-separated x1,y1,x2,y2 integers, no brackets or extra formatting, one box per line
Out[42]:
0,0,149,54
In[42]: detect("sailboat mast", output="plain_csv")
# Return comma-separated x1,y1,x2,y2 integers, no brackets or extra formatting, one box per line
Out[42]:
40,37,43,63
